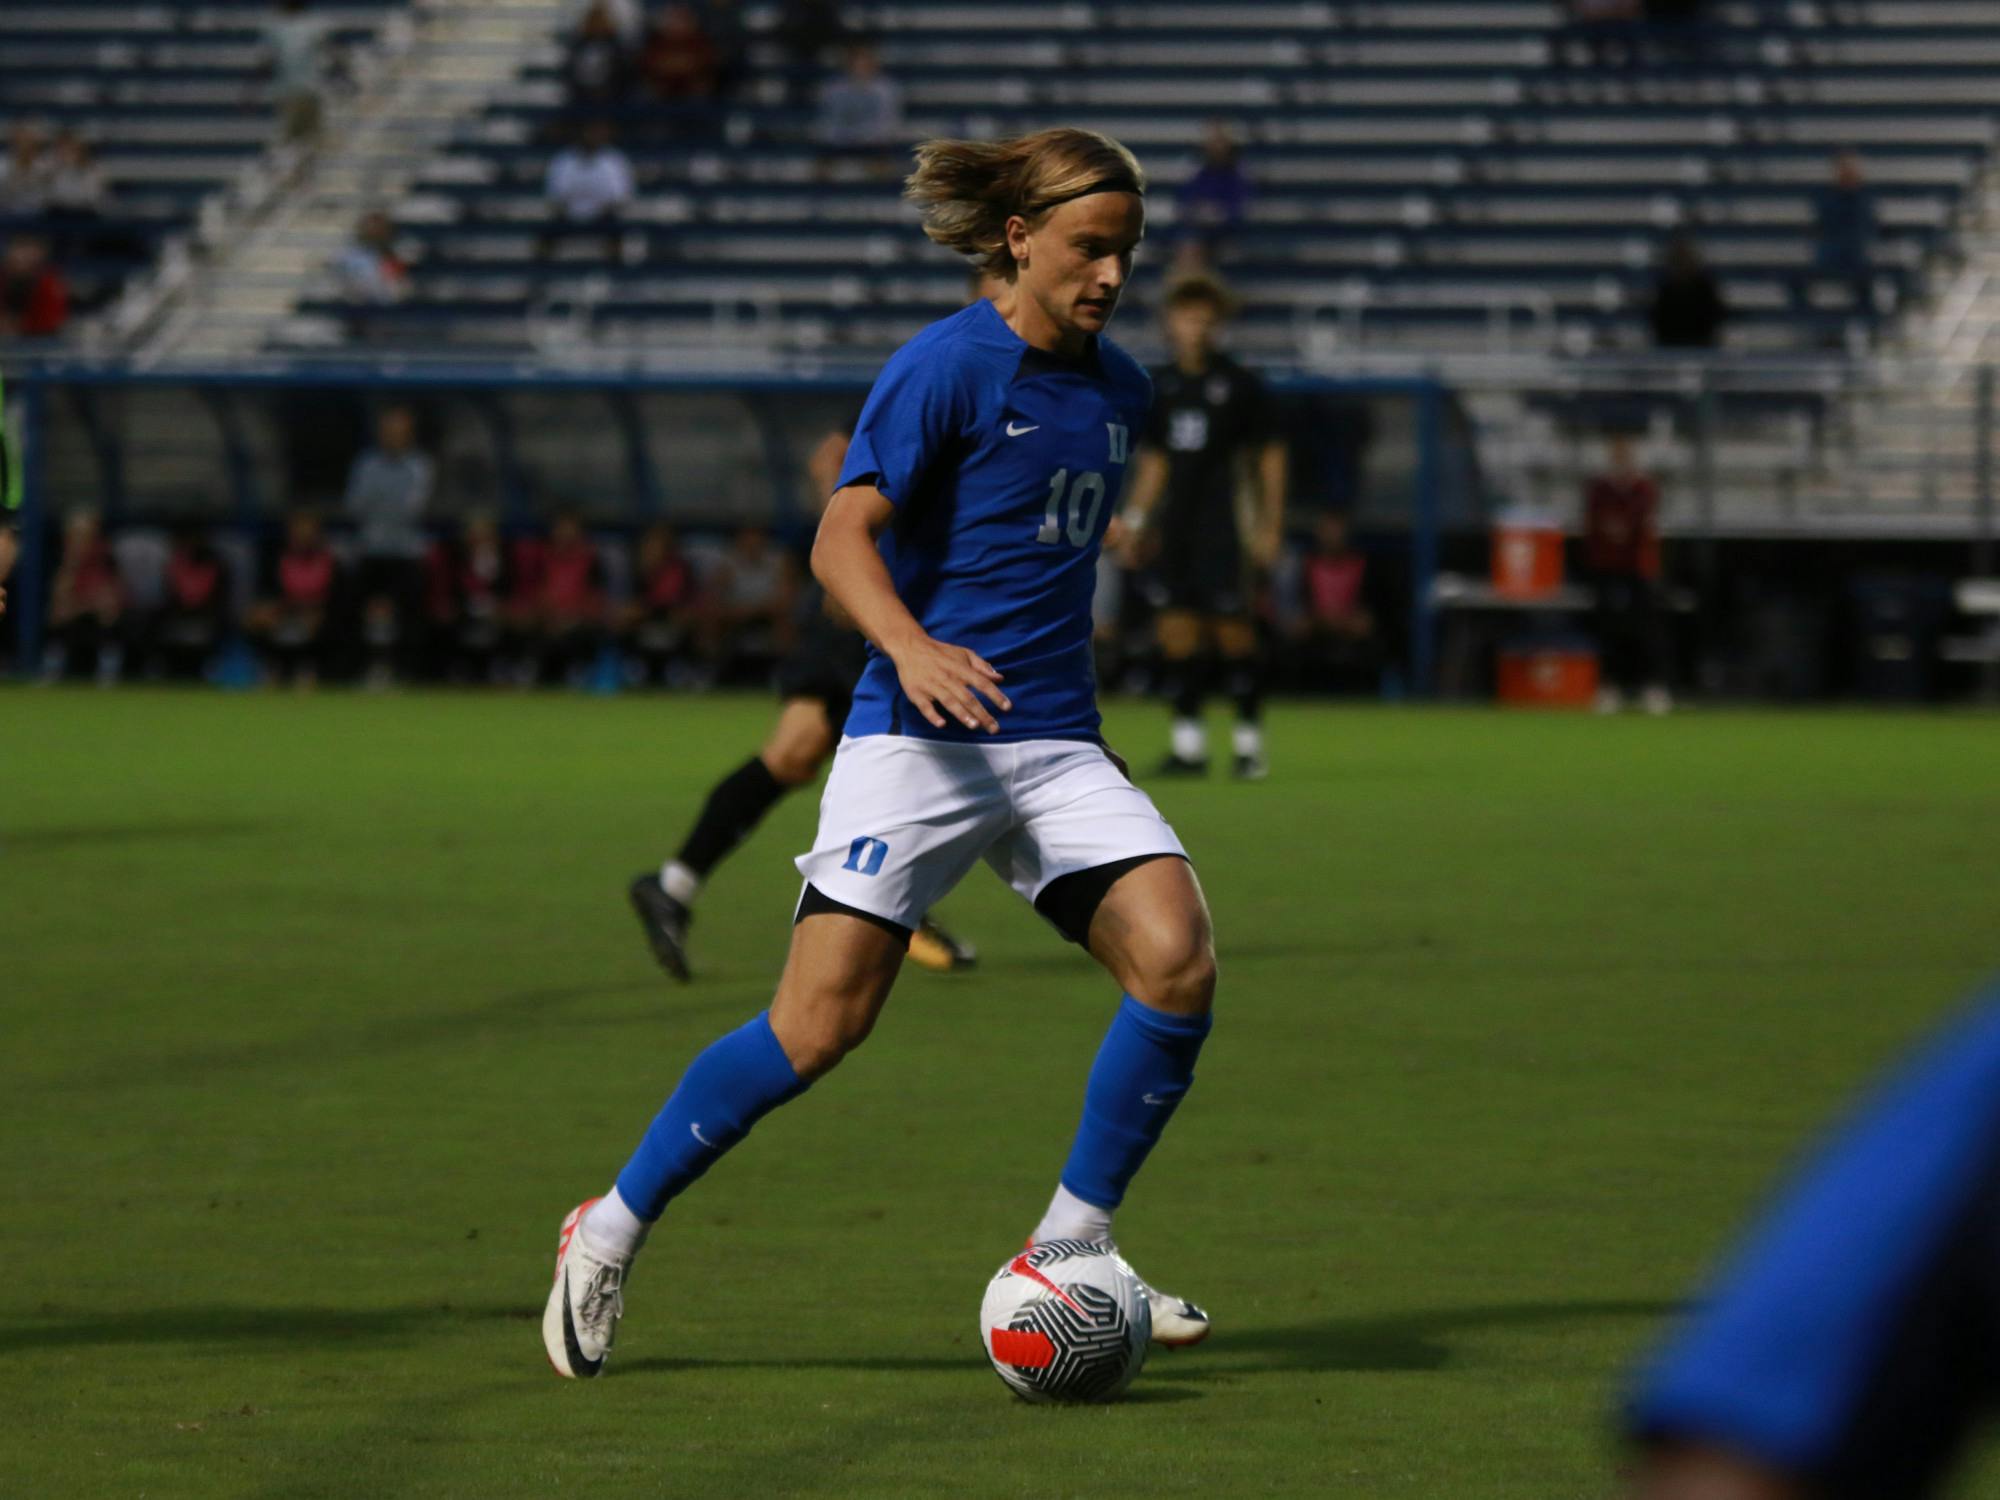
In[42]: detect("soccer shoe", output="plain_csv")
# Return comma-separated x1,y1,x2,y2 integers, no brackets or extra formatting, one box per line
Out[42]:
543,1198,627,1379
1232,750,1269,782
907,916,978,973
1153,753,1209,778
628,873,693,982
1028,1237,1211,1348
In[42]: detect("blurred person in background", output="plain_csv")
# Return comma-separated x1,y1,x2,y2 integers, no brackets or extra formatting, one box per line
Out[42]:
45,508,123,683
563,1,636,118
1624,982,2000,1500
43,131,107,258
1583,432,1670,714
775,0,849,107
519,508,606,685
1116,274,1286,780
639,3,722,136
815,44,903,176
0,122,50,215
249,508,339,687
541,119,634,261
621,520,698,684
1280,511,1379,694
628,415,976,982
0,237,69,340
1814,150,1875,322
699,522,796,683
343,403,433,686
432,510,514,683
1650,234,1727,350
698,0,750,101
263,0,329,144
151,521,231,680
332,209,409,337
1174,120,1251,270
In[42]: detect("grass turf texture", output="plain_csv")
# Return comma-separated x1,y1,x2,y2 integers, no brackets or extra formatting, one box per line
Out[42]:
4,690,1998,1500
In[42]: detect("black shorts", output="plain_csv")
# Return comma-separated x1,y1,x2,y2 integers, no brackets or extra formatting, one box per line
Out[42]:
1155,532,1249,619
775,625,868,729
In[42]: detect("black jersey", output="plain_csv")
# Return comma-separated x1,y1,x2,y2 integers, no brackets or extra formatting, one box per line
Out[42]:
1142,354,1274,534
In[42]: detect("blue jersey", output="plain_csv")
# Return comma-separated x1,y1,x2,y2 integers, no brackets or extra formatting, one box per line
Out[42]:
833,297,1153,743
1627,983,2000,1498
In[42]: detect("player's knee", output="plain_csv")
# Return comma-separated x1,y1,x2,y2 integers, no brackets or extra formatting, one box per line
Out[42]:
776,1001,878,1080
1127,928,1217,1017
761,740,825,787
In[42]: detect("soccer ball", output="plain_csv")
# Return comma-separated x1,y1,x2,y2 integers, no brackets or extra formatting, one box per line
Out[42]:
979,1239,1151,1403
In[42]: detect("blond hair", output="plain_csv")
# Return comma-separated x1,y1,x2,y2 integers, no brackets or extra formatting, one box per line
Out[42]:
904,127,1146,276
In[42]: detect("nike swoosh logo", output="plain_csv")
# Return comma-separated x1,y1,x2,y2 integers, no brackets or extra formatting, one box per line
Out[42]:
690,1122,716,1147
1142,1092,1180,1106
1005,422,1039,437
1008,1252,1089,1315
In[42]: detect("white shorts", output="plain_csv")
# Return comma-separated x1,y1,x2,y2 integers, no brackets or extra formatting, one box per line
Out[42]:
795,736,1188,938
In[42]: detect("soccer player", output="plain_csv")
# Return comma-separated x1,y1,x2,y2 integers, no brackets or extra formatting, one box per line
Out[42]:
626,417,977,978
1624,983,2000,1500
1115,274,1286,780
546,126,1215,1378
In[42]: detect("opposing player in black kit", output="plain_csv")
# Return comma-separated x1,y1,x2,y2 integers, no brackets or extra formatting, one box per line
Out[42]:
628,415,977,980
1115,275,1286,779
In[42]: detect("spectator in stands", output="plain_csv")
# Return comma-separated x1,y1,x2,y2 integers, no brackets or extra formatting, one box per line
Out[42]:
699,0,751,101
45,508,124,683
1564,0,1642,68
701,523,795,682
639,3,723,124
332,210,408,313
1648,234,1726,350
1175,120,1252,269
563,2,636,117
0,237,69,341
45,131,105,219
1280,512,1380,694
519,509,606,684
264,0,331,145
151,522,232,681
434,510,515,683
541,119,634,261
815,44,903,174
622,521,698,684
1814,150,1876,319
776,0,849,107
249,509,339,687
343,403,434,685
0,122,50,216
1582,432,1670,713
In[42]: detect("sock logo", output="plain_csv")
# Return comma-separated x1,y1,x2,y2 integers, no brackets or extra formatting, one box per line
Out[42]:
690,1122,716,1148
842,836,890,877
1141,1090,1182,1107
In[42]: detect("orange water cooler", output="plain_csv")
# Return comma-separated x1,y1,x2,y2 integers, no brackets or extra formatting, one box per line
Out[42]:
1491,510,1565,600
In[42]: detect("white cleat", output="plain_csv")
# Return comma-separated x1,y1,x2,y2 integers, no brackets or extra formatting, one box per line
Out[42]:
1031,1236,1211,1348
542,1197,628,1379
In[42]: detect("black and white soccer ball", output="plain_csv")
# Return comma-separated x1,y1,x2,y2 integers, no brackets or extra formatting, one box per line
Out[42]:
980,1239,1151,1403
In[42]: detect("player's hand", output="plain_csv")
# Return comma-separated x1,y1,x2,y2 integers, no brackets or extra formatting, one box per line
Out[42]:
890,635,1011,733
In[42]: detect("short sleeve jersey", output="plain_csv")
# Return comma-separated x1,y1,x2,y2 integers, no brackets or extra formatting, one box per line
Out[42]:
835,297,1153,743
1142,353,1273,533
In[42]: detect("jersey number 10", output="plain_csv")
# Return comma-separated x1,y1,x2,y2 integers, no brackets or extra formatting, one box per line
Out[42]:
1036,468,1106,548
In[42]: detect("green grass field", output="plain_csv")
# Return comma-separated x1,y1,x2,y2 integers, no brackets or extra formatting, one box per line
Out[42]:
5,690,1999,1499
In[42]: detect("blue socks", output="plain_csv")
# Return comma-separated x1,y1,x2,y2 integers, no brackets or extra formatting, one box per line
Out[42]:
1059,995,1213,1211
613,1011,808,1221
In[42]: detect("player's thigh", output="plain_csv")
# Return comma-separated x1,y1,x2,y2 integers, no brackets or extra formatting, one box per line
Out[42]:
1156,608,1203,658
761,696,839,785
1085,856,1216,1017
796,735,1010,934
768,908,907,1080
1212,614,1256,658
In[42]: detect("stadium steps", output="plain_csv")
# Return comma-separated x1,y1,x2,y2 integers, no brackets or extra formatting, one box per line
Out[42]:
139,0,568,361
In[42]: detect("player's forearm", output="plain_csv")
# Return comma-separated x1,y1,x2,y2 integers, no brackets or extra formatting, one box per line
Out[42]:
1121,450,1169,526
1257,443,1288,538
811,491,927,660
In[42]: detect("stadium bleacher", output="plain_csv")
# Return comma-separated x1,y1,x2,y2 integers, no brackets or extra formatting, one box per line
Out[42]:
287,0,2000,362
0,0,410,328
